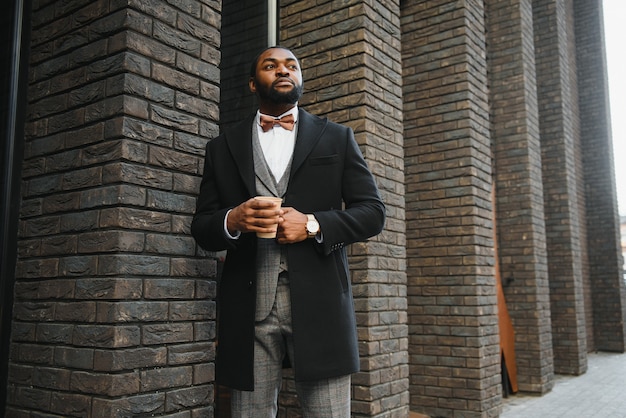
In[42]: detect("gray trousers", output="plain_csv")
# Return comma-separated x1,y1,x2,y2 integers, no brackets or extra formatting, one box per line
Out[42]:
231,275,351,418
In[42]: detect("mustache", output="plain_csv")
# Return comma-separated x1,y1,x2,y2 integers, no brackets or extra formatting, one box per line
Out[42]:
272,77,295,87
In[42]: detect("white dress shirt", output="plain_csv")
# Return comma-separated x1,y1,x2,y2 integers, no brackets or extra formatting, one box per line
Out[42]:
256,107,298,182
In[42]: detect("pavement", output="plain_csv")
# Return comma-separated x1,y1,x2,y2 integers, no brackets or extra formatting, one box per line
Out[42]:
501,351,626,418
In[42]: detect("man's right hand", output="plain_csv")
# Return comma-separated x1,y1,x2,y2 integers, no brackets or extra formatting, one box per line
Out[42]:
226,197,283,235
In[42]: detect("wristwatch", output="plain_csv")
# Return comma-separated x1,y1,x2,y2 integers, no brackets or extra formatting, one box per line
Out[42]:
305,214,320,238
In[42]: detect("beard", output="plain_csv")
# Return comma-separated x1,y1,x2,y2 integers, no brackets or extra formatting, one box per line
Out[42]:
257,80,304,104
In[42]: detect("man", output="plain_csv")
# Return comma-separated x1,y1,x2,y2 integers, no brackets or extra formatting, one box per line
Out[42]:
191,46,385,417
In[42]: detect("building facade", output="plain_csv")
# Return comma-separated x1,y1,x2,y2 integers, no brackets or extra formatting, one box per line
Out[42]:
1,0,624,417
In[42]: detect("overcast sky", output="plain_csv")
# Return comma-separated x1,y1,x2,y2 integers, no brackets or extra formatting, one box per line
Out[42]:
603,0,625,214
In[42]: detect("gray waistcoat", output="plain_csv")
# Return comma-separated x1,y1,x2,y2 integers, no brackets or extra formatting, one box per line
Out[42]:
252,125,294,321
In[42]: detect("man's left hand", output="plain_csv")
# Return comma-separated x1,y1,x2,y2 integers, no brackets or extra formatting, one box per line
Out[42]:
276,207,308,244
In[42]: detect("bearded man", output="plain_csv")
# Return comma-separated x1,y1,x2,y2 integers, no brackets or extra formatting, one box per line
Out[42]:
191,46,385,418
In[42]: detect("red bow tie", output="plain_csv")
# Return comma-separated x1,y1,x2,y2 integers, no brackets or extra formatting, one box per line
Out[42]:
259,114,295,132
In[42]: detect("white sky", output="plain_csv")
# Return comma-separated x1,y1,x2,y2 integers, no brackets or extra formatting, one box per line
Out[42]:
604,0,626,215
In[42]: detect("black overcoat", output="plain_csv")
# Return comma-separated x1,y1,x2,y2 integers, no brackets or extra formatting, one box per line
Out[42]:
191,109,385,390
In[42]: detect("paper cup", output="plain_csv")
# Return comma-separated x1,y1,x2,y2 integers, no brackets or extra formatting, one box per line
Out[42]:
255,196,282,238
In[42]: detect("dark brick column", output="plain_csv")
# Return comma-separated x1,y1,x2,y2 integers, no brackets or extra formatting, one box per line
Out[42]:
575,0,626,352
402,1,501,417
533,0,589,375
279,1,409,417
486,0,555,393
7,1,221,416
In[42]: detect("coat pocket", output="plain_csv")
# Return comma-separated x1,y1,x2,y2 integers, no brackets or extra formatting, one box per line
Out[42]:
309,154,339,165
333,250,350,293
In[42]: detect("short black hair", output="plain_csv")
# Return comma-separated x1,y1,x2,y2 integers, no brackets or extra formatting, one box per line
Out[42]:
249,45,296,78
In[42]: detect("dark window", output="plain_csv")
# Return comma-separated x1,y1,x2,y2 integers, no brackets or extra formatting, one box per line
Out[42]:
215,3,278,415
0,0,31,411
219,0,278,130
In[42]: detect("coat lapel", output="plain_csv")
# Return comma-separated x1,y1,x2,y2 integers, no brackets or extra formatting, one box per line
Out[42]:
224,109,327,194
290,109,328,178
225,113,256,197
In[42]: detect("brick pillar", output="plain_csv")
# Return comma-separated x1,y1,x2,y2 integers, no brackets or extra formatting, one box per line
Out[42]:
486,0,555,392
7,1,221,416
533,0,589,375
280,1,409,417
402,1,501,417
574,0,626,352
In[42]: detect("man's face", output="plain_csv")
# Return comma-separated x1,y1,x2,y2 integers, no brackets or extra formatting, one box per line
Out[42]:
250,48,303,105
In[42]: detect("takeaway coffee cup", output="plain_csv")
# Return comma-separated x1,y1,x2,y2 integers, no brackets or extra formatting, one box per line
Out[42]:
255,196,282,238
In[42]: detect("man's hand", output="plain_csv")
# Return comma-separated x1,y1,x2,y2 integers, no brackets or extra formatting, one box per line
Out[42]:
276,207,309,244
227,197,283,236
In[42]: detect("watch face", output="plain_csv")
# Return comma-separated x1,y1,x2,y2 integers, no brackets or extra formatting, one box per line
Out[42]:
306,220,319,234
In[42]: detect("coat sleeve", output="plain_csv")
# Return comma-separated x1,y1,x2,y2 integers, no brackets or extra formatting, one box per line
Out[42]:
313,126,386,255
191,138,242,252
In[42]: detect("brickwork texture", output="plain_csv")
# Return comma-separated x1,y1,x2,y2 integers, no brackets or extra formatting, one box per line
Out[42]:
486,0,555,394
402,1,501,417
7,0,221,416
575,0,626,353
279,1,409,417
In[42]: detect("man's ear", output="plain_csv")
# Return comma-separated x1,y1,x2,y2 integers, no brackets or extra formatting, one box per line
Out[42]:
249,77,256,93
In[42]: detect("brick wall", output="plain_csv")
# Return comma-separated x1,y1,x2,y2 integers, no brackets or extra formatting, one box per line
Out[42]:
575,0,626,352
280,0,409,417
533,0,588,375
486,0,555,393
3,0,625,417
7,0,221,415
220,0,267,130
402,1,501,416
